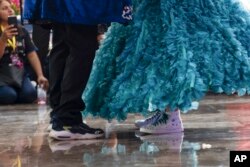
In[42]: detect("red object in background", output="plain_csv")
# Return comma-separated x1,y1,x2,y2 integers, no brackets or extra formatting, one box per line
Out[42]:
11,0,20,6
10,0,20,15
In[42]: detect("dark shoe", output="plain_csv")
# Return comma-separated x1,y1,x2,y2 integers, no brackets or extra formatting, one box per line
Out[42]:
49,123,104,140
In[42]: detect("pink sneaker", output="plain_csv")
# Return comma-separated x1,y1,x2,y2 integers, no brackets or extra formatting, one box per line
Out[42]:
140,110,184,134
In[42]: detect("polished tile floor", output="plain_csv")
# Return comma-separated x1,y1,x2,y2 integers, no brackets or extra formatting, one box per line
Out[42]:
1,94,250,167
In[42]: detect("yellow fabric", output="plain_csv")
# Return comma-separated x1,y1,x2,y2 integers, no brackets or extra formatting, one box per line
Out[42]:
0,25,16,51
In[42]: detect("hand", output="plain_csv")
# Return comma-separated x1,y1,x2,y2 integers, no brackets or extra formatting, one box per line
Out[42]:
37,76,49,90
0,25,18,42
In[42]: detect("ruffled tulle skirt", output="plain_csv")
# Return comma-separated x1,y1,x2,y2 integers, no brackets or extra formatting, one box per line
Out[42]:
83,0,250,121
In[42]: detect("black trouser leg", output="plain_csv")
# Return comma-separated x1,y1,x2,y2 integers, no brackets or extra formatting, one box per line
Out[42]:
49,24,98,126
49,25,69,110
32,25,51,79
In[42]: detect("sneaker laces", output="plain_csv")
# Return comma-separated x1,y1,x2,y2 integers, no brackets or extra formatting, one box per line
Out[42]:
143,109,163,124
152,112,170,126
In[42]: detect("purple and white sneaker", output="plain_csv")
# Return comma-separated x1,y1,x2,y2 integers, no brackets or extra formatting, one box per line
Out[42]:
140,110,184,134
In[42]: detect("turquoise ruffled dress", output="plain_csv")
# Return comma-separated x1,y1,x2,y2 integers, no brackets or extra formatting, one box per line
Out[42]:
83,0,250,121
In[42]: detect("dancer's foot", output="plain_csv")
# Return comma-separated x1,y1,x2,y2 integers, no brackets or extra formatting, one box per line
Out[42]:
135,109,163,128
140,110,184,134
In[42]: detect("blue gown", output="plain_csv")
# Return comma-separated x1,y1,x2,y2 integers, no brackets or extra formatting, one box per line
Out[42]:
83,0,250,121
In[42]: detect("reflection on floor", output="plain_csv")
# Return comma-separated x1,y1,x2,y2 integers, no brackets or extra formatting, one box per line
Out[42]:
0,94,250,167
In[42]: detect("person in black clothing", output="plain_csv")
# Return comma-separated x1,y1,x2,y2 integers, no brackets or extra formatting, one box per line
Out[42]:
48,23,103,140
23,0,132,140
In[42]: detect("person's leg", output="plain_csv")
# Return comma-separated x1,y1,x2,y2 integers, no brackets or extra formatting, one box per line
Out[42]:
32,24,51,79
49,24,69,111
48,24,69,129
49,24,104,140
53,24,99,125
0,86,17,104
17,76,37,103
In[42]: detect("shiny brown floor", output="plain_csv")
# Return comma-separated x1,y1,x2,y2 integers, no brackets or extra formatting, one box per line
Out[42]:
0,94,250,167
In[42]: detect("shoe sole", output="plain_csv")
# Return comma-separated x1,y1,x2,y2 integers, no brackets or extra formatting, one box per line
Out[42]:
49,130,104,141
139,127,184,134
